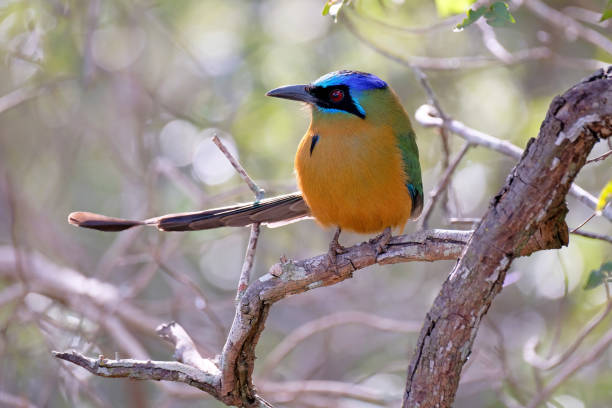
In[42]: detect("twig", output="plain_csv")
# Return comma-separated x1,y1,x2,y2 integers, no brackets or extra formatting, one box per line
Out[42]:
570,230,612,244
157,322,218,373
0,391,38,408
82,0,100,83
524,0,612,56
155,157,209,205
414,104,612,222
477,19,514,64
586,149,612,164
259,380,396,406
411,66,448,121
0,283,26,308
52,351,221,396
343,17,550,71
488,320,529,405
448,217,481,225
347,7,461,34
525,325,612,408
415,104,523,158
212,134,264,302
0,85,44,115
562,6,611,28
570,213,596,233
523,296,612,371
260,311,421,378
236,223,261,302
211,135,264,201
417,142,472,230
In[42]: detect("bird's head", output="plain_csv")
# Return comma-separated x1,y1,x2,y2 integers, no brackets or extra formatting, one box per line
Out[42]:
266,70,389,120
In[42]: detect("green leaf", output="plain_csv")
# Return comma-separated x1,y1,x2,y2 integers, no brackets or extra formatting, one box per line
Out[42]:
322,0,346,23
435,0,477,17
484,2,516,27
455,6,486,30
584,262,612,290
455,2,515,31
584,269,605,290
322,1,331,16
601,0,612,22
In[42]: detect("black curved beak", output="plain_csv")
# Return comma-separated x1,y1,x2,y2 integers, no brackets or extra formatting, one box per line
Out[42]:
266,84,317,104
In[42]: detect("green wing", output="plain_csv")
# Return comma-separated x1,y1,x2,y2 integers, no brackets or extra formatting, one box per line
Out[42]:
396,129,423,218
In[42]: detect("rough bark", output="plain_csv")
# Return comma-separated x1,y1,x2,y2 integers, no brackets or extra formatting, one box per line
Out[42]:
403,69,612,407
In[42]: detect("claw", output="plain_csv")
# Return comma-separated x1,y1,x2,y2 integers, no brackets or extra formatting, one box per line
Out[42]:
328,227,346,271
370,227,392,256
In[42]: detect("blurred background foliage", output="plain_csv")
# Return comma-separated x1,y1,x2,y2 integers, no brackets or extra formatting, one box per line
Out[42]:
0,0,610,407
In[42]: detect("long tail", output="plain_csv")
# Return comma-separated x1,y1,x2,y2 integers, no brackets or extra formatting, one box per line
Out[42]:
68,192,310,232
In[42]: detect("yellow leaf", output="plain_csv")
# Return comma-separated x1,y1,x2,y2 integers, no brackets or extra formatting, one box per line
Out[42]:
435,0,477,17
596,180,612,215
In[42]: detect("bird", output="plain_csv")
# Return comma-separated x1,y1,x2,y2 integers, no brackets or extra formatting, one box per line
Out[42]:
69,70,423,256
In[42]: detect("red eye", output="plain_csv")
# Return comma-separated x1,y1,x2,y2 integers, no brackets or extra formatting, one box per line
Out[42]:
329,89,344,103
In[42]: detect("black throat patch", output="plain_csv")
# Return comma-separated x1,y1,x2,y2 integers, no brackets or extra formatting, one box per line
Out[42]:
310,134,319,156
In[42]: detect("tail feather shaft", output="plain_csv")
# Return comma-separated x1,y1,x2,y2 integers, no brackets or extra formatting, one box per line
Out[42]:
68,192,310,232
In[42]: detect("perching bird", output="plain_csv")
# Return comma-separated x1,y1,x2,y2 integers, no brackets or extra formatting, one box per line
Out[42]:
69,71,423,252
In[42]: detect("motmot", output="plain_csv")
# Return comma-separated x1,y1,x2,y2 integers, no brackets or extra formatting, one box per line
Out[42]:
69,71,423,254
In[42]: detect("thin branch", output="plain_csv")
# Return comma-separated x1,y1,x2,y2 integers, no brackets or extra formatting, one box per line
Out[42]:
157,322,219,373
414,104,612,222
525,325,612,408
155,157,209,205
211,135,264,201
523,296,612,371
570,213,596,233
346,7,462,34
570,229,612,244
0,85,44,115
477,19,514,64
523,0,612,56
343,17,551,71
411,66,448,121
260,311,421,378
259,380,396,406
0,391,38,408
212,134,264,303
562,6,611,28
53,351,221,396
417,142,472,230
448,217,481,226
586,149,612,164
0,283,26,308
237,223,261,302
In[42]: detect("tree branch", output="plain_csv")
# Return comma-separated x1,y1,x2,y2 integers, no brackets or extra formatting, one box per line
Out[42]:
403,68,612,407
52,351,221,397
47,229,467,406
414,102,612,222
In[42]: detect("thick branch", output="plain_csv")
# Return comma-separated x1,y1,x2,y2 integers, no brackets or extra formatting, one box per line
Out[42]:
218,228,469,403
403,70,612,407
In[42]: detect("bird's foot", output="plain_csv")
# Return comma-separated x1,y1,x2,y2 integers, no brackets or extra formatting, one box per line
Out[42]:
328,227,346,271
370,227,392,257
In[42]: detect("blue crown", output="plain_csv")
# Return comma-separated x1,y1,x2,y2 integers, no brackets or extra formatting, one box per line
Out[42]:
312,70,388,91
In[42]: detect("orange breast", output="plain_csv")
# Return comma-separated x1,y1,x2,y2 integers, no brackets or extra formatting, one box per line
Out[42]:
295,118,413,234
